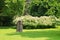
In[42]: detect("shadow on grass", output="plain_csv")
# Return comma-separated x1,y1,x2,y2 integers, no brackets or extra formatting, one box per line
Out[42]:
0,26,16,29
6,30,60,40
0,27,10,29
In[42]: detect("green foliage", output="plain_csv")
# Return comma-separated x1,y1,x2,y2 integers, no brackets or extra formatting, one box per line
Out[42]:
0,0,60,17
13,15,56,29
0,0,5,13
2,0,25,16
0,0,25,26
29,0,60,17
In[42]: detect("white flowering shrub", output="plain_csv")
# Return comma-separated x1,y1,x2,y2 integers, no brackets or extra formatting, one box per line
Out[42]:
13,15,56,29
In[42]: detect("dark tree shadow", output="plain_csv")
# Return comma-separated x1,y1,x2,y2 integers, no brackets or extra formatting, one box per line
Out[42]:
0,26,16,29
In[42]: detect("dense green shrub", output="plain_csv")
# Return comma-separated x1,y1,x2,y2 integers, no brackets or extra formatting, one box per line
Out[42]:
13,15,56,29
55,18,60,26
0,16,13,26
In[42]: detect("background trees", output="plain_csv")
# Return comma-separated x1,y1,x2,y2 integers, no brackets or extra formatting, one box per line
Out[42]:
29,0,60,17
0,0,25,26
0,0,5,13
0,0,60,26
0,0,60,17
3,0,25,16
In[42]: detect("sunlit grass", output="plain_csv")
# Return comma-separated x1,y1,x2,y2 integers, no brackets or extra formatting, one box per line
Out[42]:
0,27,60,40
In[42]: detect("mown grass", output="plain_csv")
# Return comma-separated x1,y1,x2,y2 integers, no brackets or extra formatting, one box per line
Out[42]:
0,26,60,40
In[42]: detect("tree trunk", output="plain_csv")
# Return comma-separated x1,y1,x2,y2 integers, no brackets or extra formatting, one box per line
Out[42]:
24,0,31,15
16,20,23,32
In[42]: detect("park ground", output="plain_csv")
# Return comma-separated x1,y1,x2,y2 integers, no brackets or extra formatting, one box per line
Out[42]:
0,26,60,40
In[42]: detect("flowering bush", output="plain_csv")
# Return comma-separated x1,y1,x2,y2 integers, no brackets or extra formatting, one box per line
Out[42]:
13,15,56,29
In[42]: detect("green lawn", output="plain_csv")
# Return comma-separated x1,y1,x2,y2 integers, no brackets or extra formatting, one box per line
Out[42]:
0,28,60,40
